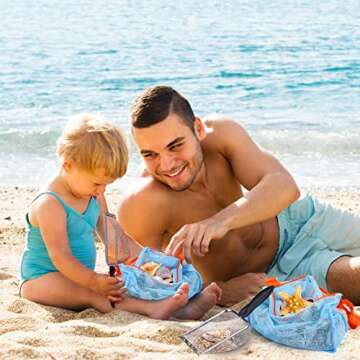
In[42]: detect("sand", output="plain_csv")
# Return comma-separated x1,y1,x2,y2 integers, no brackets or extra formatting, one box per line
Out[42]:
1,185,360,360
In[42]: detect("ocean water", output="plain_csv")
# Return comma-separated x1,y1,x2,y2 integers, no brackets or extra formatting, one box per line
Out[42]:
1,0,359,187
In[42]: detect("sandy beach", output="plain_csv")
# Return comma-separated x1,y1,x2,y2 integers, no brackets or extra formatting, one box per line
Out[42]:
1,185,360,360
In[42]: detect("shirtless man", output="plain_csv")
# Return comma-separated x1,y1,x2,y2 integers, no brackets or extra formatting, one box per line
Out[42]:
118,85,360,306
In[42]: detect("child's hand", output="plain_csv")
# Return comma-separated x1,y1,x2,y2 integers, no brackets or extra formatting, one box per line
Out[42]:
90,273,127,301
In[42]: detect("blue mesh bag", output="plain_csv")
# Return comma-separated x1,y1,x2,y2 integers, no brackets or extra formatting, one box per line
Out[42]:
247,275,351,352
101,215,202,301
119,247,203,301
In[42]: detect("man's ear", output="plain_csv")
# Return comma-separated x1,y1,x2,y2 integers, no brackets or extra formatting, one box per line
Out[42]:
194,117,206,141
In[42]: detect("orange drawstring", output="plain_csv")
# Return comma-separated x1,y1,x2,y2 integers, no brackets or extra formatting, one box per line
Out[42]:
265,277,282,287
337,298,360,329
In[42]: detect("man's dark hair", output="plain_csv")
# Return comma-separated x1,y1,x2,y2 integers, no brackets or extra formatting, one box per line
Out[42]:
131,86,195,131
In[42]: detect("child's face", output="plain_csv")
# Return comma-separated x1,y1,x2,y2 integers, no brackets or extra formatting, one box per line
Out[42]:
65,163,116,199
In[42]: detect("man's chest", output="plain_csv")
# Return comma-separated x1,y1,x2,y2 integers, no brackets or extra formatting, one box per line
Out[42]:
163,181,242,240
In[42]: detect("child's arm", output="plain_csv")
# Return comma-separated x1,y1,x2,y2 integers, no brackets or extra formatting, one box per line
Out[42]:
34,195,124,301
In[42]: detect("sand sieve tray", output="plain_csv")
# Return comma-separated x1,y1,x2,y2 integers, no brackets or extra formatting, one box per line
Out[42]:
180,285,274,355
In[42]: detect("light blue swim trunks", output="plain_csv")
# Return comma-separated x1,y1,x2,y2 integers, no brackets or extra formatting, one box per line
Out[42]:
267,193,360,290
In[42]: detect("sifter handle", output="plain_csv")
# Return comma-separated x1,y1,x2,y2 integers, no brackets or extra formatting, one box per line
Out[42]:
237,286,274,319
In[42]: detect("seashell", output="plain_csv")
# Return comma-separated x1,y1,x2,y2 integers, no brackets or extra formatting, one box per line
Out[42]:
201,329,232,343
140,262,161,277
155,266,172,279
215,340,239,352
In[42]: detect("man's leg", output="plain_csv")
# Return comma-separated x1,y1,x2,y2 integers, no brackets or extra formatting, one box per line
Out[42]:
327,256,360,304
300,198,360,303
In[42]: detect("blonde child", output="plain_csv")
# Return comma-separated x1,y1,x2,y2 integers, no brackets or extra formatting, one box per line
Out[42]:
20,114,221,319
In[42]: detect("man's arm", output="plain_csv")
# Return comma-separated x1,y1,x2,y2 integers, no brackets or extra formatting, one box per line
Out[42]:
215,118,300,230
167,118,300,259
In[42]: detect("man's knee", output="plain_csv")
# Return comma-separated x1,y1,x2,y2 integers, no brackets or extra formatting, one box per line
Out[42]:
326,256,360,304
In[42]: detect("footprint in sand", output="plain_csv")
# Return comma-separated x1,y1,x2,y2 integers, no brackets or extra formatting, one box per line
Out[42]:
7,298,89,324
0,271,14,280
15,336,47,347
7,298,46,316
0,315,44,336
71,324,121,338
135,327,184,345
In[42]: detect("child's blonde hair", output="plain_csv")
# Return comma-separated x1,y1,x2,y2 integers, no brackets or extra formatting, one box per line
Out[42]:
57,114,128,178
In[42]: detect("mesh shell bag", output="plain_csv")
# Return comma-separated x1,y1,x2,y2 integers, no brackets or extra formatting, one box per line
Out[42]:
120,247,203,300
247,275,351,352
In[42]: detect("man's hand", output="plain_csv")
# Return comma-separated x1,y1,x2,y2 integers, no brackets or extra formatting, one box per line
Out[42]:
90,273,127,302
165,216,229,260
216,273,267,306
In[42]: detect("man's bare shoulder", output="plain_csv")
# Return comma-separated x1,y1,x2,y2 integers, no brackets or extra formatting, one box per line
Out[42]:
202,115,248,149
118,177,174,248
204,114,245,129
118,177,173,217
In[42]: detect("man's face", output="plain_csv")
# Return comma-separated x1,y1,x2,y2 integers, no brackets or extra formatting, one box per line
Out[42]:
133,113,205,191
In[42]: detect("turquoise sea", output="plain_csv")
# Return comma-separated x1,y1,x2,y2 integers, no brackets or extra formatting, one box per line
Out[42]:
1,1,360,187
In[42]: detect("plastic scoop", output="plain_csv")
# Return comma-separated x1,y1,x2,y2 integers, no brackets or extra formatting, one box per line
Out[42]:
100,212,142,276
180,285,274,355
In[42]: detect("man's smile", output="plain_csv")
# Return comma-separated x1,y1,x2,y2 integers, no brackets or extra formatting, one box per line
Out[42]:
162,164,187,178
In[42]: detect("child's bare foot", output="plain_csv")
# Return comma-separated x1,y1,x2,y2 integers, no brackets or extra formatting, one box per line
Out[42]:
113,283,189,319
173,282,222,320
147,283,190,320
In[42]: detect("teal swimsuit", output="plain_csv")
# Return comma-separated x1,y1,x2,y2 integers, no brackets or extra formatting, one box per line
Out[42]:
20,191,100,281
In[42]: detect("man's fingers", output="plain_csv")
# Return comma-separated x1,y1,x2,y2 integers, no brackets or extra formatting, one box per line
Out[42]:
183,241,192,262
187,226,201,257
256,273,267,285
166,229,187,255
174,229,193,260
200,231,211,255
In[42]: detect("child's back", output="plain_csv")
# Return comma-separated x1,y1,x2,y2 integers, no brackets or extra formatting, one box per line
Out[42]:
21,191,99,281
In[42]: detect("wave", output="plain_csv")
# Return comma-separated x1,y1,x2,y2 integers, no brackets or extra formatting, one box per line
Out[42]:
251,129,360,156
0,129,60,154
1,128,360,159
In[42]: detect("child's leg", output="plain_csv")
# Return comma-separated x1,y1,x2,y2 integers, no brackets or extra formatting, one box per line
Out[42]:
114,283,189,320
21,272,113,313
172,282,222,320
